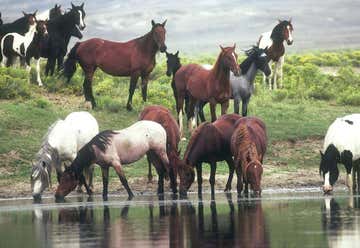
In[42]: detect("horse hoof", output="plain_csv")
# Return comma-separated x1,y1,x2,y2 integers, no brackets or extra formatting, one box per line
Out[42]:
126,104,133,111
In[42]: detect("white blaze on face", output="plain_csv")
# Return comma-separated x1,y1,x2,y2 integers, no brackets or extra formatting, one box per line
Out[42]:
287,25,293,43
78,10,85,29
324,172,330,188
232,52,237,64
260,52,267,57
33,179,43,195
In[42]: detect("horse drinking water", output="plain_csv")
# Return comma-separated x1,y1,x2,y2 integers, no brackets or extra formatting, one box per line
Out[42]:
320,114,360,194
31,111,99,201
258,19,294,90
63,20,167,110
55,120,169,201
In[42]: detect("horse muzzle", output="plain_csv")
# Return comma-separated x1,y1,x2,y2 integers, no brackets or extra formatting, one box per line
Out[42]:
55,194,65,203
322,185,333,194
287,40,293,45
33,193,42,203
160,45,167,53
232,66,241,77
166,70,172,77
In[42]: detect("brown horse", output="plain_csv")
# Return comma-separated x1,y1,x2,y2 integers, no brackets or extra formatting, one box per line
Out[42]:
63,20,167,110
174,45,240,135
230,117,267,196
138,105,194,191
179,114,242,198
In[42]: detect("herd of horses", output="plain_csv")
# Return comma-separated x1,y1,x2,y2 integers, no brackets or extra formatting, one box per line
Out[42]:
2,3,357,202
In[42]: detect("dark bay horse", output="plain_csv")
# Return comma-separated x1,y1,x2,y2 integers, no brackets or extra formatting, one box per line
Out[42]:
174,45,240,134
179,114,242,198
55,121,169,201
139,105,194,191
230,117,267,196
0,11,37,37
258,19,294,89
63,20,167,110
165,51,181,106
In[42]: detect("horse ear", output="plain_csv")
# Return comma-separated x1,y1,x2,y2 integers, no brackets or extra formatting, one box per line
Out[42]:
233,43,236,49
55,4,58,8
319,150,324,157
80,2,84,9
162,19,167,26
219,45,225,51
175,50,179,57
22,11,27,16
33,10,38,17
289,17,292,23
151,20,156,27
278,19,282,23
71,2,76,9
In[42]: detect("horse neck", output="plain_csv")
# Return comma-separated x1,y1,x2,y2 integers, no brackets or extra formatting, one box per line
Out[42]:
138,30,158,57
173,62,182,76
210,54,230,89
24,25,37,42
37,142,58,164
245,63,257,83
72,145,94,177
49,14,74,35
240,57,257,83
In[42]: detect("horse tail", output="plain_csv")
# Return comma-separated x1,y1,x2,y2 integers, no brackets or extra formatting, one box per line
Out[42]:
63,42,80,83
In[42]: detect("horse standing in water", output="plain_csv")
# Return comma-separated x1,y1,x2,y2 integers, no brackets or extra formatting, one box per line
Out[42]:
31,111,99,201
55,120,169,201
231,117,267,196
320,114,360,194
139,105,194,191
258,19,294,90
63,20,167,110
180,114,242,198
174,45,240,135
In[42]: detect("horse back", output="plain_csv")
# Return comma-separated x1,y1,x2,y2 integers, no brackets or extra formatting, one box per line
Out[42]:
213,114,242,142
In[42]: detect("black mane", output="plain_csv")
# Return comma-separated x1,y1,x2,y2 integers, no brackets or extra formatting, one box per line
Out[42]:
0,16,30,36
240,46,265,74
270,21,291,43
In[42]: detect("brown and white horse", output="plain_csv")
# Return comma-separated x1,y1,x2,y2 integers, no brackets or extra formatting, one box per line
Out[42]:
63,20,167,110
231,117,267,196
258,19,294,90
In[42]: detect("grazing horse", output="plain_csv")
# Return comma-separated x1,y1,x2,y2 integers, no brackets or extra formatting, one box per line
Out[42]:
44,3,85,76
139,105,194,191
31,111,98,201
174,45,240,135
258,19,294,90
179,114,242,198
320,114,360,194
63,20,167,110
231,117,267,196
55,120,169,201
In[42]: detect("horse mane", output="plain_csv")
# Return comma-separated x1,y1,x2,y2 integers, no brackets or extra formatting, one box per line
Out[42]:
40,120,63,147
0,16,28,35
234,124,259,163
270,21,291,42
212,48,229,78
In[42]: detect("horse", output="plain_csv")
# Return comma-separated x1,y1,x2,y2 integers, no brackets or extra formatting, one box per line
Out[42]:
165,51,181,105
138,105,194,191
44,2,85,76
31,111,99,201
0,11,37,38
37,4,63,21
55,120,169,201
179,114,242,198
63,20,167,110
0,12,2,26
230,117,267,196
174,45,240,135
258,19,294,90
319,114,360,194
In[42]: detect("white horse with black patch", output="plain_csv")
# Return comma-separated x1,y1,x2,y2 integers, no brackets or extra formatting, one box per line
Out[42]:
31,111,99,201
320,114,360,194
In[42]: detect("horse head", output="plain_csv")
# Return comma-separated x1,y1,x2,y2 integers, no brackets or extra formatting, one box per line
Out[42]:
165,50,180,76
151,20,167,53
278,19,294,45
31,160,51,202
319,146,340,194
219,44,240,76
49,4,63,19
0,12,3,26
178,160,195,197
70,2,86,31
55,166,79,202
247,46,271,76
245,160,263,196
36,20,48,38
22,10,37,27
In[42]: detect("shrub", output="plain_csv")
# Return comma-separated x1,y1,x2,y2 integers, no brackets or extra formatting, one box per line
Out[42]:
0,68,30,99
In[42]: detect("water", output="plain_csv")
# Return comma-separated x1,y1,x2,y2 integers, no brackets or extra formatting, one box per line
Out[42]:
2,0,360,54
0,192,359,247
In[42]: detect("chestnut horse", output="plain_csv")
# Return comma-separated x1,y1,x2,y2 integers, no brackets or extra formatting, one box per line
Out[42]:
231,117,267,196
174,45,240,134
179,114,242,198
63,20,167,110
138,105,194,191
55,120,169,201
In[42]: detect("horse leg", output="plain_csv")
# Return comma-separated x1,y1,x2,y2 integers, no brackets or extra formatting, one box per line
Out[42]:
35,59,43,86
57,55,64,72
221,100,229,116
273,61,280,90
224,158,234,192
83,68,97,108
196,163,203,199
112,161,134,199
101,166,109,201
187,97,197,133
198,101,206,123
147,156,153,183
141,74,149,102
209,102,217,122
82,165,94,194
233,96,240,115
177,95,185,137
278,56,284,88
156,165,165,195
126,73,140,111
242,97,250,117
209,161,217,200
234,160,243,197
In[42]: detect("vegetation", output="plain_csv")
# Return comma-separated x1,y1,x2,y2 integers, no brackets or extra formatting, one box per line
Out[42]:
0,49,359,190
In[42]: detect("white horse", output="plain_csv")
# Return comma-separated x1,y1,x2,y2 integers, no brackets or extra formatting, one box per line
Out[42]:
55,120,169,201
31,111,99,201
320,114,360,194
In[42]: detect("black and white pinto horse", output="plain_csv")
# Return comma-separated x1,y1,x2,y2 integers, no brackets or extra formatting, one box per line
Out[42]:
0,11,37,37
320,114,360,194
258,19,294,90
44,3,85,76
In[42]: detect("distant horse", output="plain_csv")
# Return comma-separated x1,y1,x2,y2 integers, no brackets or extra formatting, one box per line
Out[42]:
63,20,167,110
44,3,85,76
195,46,271,120
174,45,240,135
37,4,63,21
165,51,181,105
320,114,360,194
258,19,294,90
0,12,2,26
179,114,242,198
231,117,267,196
139,105,194,191
31,111,98,201
55,120,169,201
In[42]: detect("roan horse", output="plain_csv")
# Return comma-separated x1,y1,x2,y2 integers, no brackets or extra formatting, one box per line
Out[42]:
138,105,194,191
55,120,169,201
31,111,99,201
174,45,240,134
320,114,360,194
179,114,242,198
230,117,267,196
63,20,167,110
258,19,294,90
